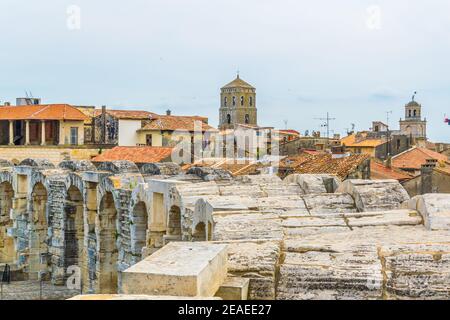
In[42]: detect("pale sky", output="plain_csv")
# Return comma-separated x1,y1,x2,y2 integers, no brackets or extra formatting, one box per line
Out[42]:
1,0,449,142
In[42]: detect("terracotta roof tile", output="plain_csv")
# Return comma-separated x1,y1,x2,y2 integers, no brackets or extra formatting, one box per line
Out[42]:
0,104,88,121
94,109,157,120
92,146,173,163
370,161,413,181
141,115,217,132
280,153,370,179
392,147,448,170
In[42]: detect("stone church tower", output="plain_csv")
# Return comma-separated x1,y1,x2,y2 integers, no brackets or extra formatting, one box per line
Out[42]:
219,75,258,130
399,96,427,140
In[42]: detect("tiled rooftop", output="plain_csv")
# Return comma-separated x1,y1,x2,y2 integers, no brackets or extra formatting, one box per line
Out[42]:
0,104,88,121
392,147,448,170
92,146,173,163
280,153,370,179
141,115,216,132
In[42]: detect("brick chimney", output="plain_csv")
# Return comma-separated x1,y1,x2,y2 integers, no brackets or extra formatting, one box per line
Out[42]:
420,158,437,194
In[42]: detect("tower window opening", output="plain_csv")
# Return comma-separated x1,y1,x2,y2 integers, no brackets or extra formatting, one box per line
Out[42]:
224,97,227,107
249,97,253,106
245,114,250,124
232,96,236,106
227,114,231,124
240,96,244,106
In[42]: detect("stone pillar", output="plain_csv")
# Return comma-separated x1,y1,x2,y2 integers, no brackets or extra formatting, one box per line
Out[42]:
40,120,46,146
25,120,30,145
58,120,65,145
8,120,14,145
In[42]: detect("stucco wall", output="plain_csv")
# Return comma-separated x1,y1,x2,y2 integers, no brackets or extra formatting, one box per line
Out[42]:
59,120,85,145
118,119,141,146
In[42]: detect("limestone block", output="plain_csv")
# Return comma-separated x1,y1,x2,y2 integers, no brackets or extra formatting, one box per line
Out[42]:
260,184,303,197
410,194,450,231
120,242,228,297
284,174,341,194
379,244,450,299
344,209,422,228
224,240,281,300
215,277,250,300
302,193,356,214
219,185,266,198
277,244,382,300
213,213,283,241
336,179,410,212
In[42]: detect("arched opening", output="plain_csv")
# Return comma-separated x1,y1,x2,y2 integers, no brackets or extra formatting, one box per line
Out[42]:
240,96,244,106
192,221,212,241
64,186,85,283
249,96,253,106
227,114,231,125
30,183,49,278
232,96,236,106
245,114,250,124
224,97,227,107
192,222,206,241
98,192,118,293
0,181,14,263
131,202,148,260
167,205,181,240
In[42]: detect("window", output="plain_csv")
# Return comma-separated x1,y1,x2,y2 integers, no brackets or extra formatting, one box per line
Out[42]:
249,97,253,106
245,114,250,124
374,125,379,132
413,110,417,117
240,96,244,106
224,97,227,107
226,114,231,124
232,96,236,106
70,127,78,145
146,134,152,146
408,110,412,117
396,139,401,150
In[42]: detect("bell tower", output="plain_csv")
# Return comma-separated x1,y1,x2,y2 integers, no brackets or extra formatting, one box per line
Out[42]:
219,74,257,130
399,92,427,140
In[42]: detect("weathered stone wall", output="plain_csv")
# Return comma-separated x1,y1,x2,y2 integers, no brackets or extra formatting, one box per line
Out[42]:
1,160,450,300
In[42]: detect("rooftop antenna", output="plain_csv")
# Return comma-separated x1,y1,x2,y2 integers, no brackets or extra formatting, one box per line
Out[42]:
314,112,336,140
386,110,392,128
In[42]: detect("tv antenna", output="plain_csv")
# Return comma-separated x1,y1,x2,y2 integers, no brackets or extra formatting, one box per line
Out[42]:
314,112,336,139
386,111,392,128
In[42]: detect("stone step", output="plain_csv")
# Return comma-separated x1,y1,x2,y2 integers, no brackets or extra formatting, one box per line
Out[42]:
120,242,228,297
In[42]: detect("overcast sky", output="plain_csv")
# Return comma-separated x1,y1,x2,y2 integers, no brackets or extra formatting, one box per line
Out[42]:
1,0,449,142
